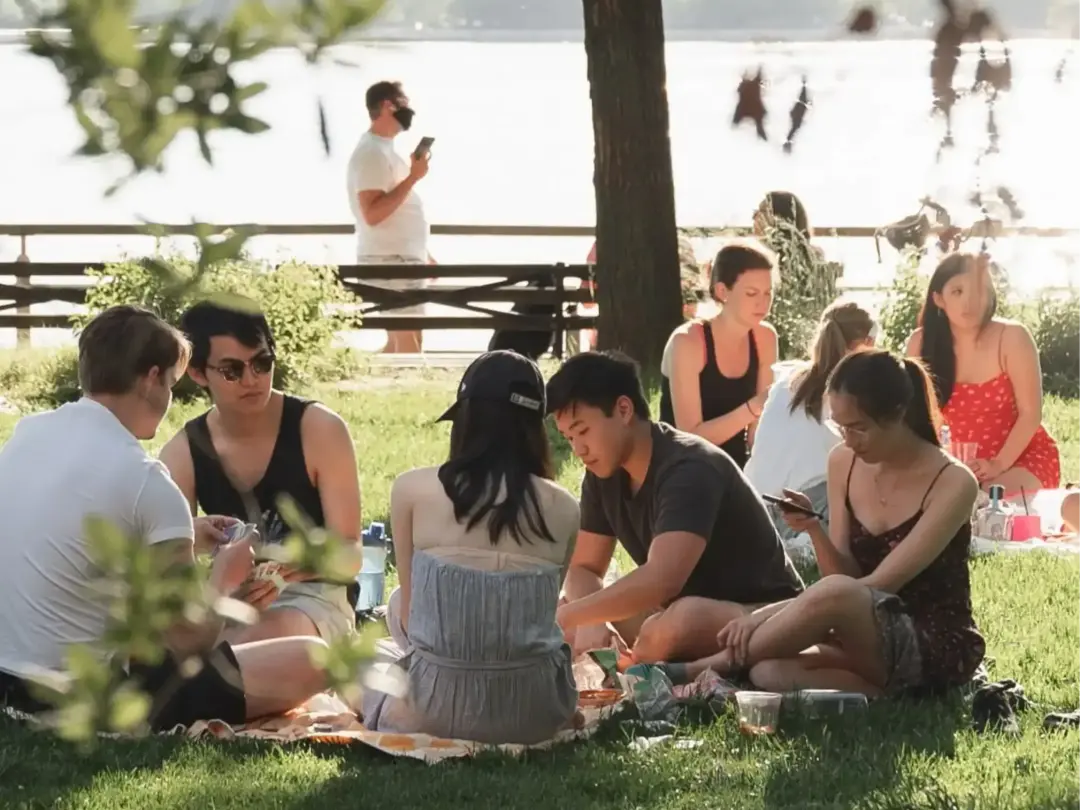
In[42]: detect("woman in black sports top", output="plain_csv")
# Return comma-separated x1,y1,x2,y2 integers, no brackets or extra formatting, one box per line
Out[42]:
660,240,779,468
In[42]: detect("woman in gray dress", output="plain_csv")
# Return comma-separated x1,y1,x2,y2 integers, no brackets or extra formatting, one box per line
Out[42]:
361,351,581,744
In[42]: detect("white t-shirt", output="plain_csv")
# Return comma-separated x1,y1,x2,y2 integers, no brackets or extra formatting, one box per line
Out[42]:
0,398,193,678
745,361,842,497
346,131,429,262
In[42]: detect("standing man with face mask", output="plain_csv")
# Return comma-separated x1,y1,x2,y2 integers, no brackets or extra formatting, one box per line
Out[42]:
347,80,432,354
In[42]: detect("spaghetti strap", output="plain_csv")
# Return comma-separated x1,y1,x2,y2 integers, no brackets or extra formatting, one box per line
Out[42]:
844,454,858,513
919,462,953,511
996,324,1006,374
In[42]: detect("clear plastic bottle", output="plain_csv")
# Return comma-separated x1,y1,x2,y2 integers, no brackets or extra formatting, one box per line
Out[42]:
355,521,388,612
940,423,952,457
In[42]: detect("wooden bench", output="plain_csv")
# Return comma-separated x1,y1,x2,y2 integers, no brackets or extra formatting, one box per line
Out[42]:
0,261,599,356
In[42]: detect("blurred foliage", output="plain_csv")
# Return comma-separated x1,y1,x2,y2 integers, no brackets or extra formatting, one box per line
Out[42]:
74,252,365,397
26,515,232,741
13,0,387,737
19,0,386,194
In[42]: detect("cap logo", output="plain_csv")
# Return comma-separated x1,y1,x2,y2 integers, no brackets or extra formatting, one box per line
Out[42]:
510,393,541,411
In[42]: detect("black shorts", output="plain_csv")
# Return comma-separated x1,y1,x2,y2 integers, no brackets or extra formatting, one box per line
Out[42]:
0,642,247,732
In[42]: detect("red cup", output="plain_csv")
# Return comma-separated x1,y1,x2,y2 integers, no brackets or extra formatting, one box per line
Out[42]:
1009,515,1042,542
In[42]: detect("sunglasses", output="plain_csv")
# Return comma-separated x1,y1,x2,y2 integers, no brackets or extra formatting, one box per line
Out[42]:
206,353,274,383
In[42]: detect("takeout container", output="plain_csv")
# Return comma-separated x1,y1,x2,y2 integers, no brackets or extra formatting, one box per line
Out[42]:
735,691,782,736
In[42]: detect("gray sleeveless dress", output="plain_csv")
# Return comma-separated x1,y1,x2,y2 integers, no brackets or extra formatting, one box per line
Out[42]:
361,549,578,744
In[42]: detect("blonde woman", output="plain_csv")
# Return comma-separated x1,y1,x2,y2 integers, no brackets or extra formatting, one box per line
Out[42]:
746,301,877,543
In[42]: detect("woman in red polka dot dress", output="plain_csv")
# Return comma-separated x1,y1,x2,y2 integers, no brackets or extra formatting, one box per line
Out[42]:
906,252,1060,495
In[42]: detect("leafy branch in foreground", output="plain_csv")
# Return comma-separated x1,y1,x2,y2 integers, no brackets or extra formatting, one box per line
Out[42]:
23,496,398,747
19,0,385,193
25,515,257,745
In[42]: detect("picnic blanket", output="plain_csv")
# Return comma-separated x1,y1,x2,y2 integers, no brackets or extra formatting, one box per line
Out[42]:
2,656,629,764
971,534,1079,556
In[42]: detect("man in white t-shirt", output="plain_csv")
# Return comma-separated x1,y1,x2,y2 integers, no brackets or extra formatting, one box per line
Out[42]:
0,305,328,731
346,79,432,354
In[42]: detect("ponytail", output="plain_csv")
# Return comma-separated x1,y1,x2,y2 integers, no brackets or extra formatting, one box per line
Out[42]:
828,349,944,448
791,300,875,422
901,358,943,446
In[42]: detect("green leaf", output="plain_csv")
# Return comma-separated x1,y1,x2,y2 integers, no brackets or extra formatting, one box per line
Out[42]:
109,686,150,732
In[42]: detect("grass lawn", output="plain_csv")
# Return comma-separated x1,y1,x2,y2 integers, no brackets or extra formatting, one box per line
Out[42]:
0,367,1077,810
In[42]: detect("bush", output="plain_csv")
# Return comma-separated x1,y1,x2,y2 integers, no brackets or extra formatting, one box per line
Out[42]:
73,256,364,399
0,347,81,408
761,221,841,359
1031,289,1080,399
878,249,926,353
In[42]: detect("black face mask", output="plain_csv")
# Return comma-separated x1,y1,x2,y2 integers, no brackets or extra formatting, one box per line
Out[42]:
392,106,415,131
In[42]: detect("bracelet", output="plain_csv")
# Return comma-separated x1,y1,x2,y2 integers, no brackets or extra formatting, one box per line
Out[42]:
746,399,760,418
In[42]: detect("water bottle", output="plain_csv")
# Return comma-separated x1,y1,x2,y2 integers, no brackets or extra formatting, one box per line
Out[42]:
355,522,388,613
940,424,952,456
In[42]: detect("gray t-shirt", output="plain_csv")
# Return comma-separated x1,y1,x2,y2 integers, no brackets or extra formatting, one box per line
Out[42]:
580,422,803,605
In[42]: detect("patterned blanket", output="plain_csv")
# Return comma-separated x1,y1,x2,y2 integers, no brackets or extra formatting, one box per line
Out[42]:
2,656,628,764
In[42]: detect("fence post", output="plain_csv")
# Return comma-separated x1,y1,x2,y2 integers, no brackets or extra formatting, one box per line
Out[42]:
15,234,30,350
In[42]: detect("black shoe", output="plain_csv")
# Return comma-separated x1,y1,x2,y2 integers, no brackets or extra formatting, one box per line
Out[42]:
972,678,1029,736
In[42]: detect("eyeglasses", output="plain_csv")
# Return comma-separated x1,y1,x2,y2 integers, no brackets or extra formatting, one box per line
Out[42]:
826,418,871,440
206,353,274,383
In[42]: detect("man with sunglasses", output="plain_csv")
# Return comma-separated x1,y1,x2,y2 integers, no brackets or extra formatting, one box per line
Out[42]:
160,301,363,645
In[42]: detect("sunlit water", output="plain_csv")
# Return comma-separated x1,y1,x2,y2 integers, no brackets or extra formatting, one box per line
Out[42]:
1,38,1077,350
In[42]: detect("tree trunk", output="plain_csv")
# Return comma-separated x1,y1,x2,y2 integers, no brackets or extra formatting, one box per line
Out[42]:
582,0,682,381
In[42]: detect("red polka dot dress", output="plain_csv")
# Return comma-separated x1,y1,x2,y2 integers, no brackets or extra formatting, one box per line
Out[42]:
943,373,1061,489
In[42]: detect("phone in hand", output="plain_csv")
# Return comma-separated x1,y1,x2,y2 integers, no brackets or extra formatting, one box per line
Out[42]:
224,522,258,543
761,493,825,521
413,136,435,159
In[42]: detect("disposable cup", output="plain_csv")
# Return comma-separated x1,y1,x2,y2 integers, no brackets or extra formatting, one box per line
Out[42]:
954,442,979,465
735,690,782,736
1009,514,1042,542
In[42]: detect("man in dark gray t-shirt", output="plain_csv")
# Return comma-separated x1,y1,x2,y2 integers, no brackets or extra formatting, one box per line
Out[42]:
549,351,803,664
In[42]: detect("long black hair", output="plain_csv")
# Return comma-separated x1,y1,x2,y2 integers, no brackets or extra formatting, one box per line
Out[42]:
828,349,943,446
918,252,997,406
437,398,556,546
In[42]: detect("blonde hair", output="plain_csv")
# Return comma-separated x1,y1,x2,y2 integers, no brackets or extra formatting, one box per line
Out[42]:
789,300,875,422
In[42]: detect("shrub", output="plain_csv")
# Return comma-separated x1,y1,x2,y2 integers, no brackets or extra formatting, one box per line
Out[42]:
1031,289,1080,399
0,347,81,408
761,220,841,359
878,249,926,353
73,256,363,399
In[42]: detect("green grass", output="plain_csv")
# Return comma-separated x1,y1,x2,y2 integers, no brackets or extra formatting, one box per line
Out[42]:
0,366,1077,810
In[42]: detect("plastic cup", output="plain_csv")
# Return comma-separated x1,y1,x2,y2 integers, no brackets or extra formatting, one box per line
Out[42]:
1009,514,1042,542
735,691,782,736
954,442,979,465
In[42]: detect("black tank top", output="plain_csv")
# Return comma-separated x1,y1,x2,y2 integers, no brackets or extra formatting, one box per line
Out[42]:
184,395,326,543
659,321,758,468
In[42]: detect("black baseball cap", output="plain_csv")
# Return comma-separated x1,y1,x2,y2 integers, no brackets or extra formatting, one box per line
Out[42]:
436,350,546,422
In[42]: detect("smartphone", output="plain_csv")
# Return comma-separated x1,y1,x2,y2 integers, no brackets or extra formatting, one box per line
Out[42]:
413,136,435,159
761,494,825,520
224,522,258,543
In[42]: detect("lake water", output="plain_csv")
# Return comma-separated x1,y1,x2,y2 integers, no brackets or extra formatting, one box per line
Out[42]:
1,38,1077,350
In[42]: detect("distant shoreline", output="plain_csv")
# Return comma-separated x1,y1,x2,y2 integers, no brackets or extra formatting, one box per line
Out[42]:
0,25,1075,45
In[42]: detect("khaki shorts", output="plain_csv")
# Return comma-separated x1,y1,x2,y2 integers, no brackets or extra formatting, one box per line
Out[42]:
267,582,355,643
357,254,429,317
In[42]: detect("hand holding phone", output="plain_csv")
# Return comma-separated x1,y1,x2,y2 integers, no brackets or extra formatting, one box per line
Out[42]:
761,493,825,521
413,136,435,160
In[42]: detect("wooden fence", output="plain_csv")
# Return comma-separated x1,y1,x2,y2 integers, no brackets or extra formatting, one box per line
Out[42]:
1,222,1076,348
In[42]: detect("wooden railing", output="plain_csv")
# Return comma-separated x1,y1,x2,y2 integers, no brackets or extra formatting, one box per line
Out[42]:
1,221,1076,348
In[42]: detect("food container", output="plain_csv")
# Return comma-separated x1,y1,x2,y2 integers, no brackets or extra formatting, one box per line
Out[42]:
735,690,782,735
785,689,868,717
